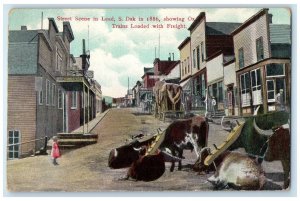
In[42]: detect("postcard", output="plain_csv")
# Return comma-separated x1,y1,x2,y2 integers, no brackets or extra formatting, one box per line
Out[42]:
5,7,292,192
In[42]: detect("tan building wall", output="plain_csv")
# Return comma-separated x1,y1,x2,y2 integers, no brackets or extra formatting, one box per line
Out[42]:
233,12,270,69
190,19,206,75
8,76,37,157
180,40,191,80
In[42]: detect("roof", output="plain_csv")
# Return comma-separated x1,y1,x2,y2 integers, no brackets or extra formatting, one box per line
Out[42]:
188,12,206,31
231,8,269,35
206,22,242,35
9,30,39,43
178,37,191,50
269,24,291,44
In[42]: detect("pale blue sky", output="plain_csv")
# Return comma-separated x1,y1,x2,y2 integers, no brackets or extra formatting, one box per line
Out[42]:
8,8,291,97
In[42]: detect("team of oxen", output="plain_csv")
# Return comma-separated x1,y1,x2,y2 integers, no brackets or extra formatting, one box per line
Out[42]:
108,83,291,190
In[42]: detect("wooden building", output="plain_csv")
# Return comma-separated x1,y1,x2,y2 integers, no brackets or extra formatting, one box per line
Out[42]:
232,9,291,115
188,12,241,110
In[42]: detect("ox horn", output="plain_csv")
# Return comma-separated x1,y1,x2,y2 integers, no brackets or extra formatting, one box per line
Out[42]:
161,150,182,162
133,147,142,151
253,118,273,136
221,116,232,132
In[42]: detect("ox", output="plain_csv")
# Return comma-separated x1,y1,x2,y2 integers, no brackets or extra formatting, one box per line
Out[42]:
159,115,209,171
126,148,166,181
153,81,183,119
228,108,290,189
207,151,266,190
108,142,141,169
254,121,290,189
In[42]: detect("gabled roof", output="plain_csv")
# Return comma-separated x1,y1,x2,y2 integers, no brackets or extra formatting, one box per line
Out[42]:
206,22,242,35
231,8,269,36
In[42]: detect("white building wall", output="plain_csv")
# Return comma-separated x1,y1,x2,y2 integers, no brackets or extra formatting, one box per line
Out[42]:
190,20,206,75
233,13,270,69
206,54,223,84
224,62,237,86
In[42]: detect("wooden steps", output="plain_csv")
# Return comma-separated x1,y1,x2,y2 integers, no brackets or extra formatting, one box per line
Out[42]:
48,133,98,149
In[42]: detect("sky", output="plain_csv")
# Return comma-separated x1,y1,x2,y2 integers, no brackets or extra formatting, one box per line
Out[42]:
8,8,291,98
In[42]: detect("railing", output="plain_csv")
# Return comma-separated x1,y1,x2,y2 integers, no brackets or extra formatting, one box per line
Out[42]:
7,136,48,159
67,69,84,76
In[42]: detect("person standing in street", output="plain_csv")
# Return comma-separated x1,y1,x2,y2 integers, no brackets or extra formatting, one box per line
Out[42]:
51,136,60,165
211,96,216,117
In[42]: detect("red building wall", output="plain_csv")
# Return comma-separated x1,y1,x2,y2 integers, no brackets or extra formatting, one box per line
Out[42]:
143,74,155,89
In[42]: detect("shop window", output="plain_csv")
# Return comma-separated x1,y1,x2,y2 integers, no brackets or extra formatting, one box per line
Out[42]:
250,68,262,105
266,63,285,77
240,72,251,107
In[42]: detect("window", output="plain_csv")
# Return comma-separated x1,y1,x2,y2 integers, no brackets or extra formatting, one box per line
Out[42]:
201,42,204,62
46,80,50,105
238,48,244,68
256,37,264,61
218,81,223,102
184,59,187,74
38,90,43,105
250,68,262,105
58,89,63,109
52,83,56,106
187,57,190,73
200,74,206,98
267,80,275,102
56,48,63,72
266,63,285,77
8,130,20,159
71,91,77,109
196,46,200,70
240,72,251,107
193,49,196,68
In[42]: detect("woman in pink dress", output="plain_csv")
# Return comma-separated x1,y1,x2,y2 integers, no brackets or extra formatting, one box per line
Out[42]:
51,136,60,165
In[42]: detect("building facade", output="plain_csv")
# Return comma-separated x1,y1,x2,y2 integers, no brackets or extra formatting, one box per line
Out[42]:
232,9,291,115
7,18,101,159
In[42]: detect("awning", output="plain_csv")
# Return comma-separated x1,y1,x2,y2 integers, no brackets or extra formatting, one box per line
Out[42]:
180,78,191,91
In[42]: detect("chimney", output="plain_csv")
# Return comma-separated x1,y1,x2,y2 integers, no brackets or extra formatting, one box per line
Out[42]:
21,26,27,31
82,39,86,54
172,53,174,61
268,14,273,24
168,53,171,61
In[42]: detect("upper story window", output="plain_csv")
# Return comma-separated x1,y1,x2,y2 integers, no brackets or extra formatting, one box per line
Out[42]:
200,42,204,62
46,79,51,105
238,48,244,68
187,57,190,73
256,37,264,61
184,59,187,74
52,83,56,106
56,48,63,72
196,46,200,70
193,49,196,68
71,91,77,109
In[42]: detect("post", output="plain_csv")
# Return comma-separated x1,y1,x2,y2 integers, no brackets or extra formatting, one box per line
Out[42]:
87,87,90,133
43,136,48,154
83,83,85,134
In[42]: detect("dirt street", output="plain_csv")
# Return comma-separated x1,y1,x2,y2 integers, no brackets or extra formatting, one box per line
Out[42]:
6,108,285,192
